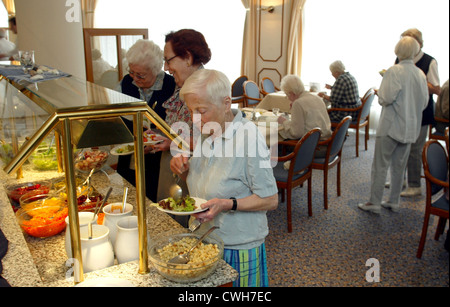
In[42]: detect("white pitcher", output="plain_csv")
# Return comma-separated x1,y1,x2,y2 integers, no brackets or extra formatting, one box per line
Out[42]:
102,203,133,245
114,216,139,264
79,224,114,273
65,212,97,258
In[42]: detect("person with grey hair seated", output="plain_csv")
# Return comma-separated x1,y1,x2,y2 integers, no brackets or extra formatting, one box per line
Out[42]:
170,69,278,287
0,28,16,61
358,36,428,214
91,48,114,83
278,74,332,142
318,60,361,123
116,39,176,202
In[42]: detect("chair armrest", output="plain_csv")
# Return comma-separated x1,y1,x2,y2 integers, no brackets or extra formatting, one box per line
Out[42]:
275,154,294,162
276,140,297,162
273,150,295,162
318,138,331,146
435,117,450,124
278,140,298,146
327,105,363,113
244,95,262,102
424,171,450,188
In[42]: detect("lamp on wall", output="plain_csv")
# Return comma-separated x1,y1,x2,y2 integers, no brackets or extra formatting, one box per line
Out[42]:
260,6,275,13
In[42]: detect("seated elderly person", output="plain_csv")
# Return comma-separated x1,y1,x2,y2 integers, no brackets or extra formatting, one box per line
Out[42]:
318,60,361,122
116,39,176,202
170,69,278,287
278,75,332,142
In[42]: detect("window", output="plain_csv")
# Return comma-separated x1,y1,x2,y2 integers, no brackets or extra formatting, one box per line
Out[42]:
0,6,7,28
94,0,246,82
301,0,449,95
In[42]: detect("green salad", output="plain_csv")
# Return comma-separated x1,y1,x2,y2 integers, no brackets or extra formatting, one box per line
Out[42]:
117,144,134,154
158,195,197,212
30,147,58,170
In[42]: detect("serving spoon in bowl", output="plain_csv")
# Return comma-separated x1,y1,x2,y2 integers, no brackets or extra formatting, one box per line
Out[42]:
168,226,219,264
169,173,183,202
88,187,112,240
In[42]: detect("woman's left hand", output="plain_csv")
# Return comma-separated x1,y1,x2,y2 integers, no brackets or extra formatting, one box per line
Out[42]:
193,198,229,223
149,135,171,153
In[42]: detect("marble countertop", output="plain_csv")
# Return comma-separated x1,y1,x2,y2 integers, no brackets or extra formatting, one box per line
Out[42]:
0,164,238,287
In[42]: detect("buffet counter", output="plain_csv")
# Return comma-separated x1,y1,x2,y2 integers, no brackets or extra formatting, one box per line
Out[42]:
0,165,238,287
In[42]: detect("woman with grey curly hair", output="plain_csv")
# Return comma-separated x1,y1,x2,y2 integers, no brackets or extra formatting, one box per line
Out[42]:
117,39,176,202
278,74,332,142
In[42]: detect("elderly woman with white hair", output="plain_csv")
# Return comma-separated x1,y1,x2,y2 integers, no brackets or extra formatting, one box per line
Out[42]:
358,36,429,214
397,28,441,198
0,28,15,61
278,74,332,142
318,60,361,123
170,69,278,287
117,39,176,202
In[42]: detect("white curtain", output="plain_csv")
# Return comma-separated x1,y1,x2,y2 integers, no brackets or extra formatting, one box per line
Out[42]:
240,0,258,81
81,0,98,28
1,0,14,15
286,0,307,76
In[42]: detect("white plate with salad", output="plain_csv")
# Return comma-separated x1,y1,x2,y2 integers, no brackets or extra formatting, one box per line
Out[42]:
110,144,134,156
153,196,208,216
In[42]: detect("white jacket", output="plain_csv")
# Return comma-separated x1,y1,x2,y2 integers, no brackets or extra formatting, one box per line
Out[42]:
377,60,428,144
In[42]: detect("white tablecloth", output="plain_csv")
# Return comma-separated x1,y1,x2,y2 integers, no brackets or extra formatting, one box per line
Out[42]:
241,108,285,147
258,92,291,113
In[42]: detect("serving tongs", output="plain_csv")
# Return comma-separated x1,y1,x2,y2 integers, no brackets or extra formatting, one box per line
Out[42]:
49,168,95,198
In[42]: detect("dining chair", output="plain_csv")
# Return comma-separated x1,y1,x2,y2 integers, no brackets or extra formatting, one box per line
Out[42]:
328,88,375,157
428,117,450,142
312,116,352,210
231,75,248,106
260,77,280,97
273,128,322,232
416,139,449,259
445,127,449,154
243,80,262,108
98,69,119,89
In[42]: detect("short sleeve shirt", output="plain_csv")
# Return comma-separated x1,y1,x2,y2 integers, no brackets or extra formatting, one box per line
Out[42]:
187,110,278,250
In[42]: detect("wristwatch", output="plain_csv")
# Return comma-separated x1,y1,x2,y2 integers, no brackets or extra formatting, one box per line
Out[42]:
230,197,238,212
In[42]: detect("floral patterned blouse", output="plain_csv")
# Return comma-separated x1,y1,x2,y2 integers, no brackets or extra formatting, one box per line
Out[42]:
162,87,192,128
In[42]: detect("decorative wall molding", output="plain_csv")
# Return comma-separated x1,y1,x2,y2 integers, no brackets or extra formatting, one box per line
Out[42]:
258,68,282,86
258,0,284,63
257,0,285,86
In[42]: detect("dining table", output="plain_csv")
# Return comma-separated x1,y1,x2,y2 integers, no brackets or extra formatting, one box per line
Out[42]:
258,91,291,113
241,107,287,149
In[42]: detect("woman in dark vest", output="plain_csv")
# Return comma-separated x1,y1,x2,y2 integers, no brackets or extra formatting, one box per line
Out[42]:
117,39,176,202
395,29,441,198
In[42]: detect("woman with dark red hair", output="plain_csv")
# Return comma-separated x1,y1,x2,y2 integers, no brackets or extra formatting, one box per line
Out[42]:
150,29,211,213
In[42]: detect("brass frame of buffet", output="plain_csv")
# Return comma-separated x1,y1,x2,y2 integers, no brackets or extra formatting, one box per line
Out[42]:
0,66,189,285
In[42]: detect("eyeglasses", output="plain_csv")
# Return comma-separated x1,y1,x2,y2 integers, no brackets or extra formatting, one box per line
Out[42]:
164,55,178,64
127,68,147,80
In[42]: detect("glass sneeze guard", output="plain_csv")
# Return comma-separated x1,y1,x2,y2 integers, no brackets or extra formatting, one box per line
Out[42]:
0,66,183,284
